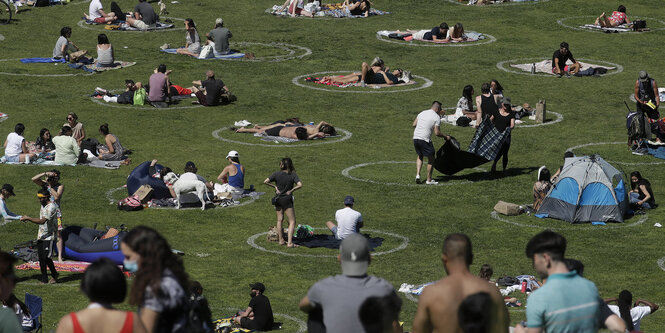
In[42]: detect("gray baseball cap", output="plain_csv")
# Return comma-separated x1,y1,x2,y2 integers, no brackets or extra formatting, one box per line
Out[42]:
340,234,370,276
639,70,649,82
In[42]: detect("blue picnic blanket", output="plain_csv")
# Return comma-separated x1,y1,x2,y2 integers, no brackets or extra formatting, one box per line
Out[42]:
159,49,245,59
468,119,511,161
648,147,665,159
20,58,66,64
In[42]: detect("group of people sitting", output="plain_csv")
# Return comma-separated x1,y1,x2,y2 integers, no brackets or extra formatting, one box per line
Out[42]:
280,0,372,17
52,26,117,67
2,115,128,165
174,17,244,58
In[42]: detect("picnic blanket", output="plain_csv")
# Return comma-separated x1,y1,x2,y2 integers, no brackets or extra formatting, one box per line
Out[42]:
398,282,434,295
84,20,175,30
510,60,615,75
376,30,484,43
15,261,91,273
147,191,264,209
20,57,67,63
434,137,489,175
468,119,512,161
214,317,253,333
579,24,634,33
254,131,340,143
293,234,384,250
304,76,416,88
1,158,123,169
91,61,136,72
160,48,245,59
0,112,7,123
266,5,389,18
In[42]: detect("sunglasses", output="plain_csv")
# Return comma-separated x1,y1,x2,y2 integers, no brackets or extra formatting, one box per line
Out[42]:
67,117,74,120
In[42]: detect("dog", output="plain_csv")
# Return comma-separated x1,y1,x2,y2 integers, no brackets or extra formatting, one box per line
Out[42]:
164,172,208,210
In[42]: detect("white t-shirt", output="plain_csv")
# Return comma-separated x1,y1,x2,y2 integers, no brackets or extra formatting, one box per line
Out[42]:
38,203,57,241
334,207,363,240
4,132,24,156
607,305,651,332
89,0,103,19
413,109,441,142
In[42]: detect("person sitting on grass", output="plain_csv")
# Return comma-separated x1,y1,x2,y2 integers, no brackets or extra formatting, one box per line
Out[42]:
216,150,245,194
147,64,171,103
34,128,55,153
533,166,552,211
97,123,126,161
85,0,118,24
605,290,658,332
96,34,115,68
126,0,158,31
322,57,406,86
550,151,574,181
176,19,201,57
344,0,371,17
236,123,329,140
233,283,274,331
594,5,631,28
3,123,37,164
53,27,81,61
552,42,581,77
191,70,231,106
53,126,80,165
325,196,363,240
281,0,313,17
207,18,233,55
630,171,655,210
456,85,476,120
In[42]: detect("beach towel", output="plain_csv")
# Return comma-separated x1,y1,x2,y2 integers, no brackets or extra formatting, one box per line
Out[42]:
377,30,484,43
0,112,7,123
293,234,384,250
15,261,92,273
304,76,416,88
468,119,511,161
214,318,253,333
1,158,122,169
92,61,136,72
398,282,434,295
100,21,174,31
159,48,245,59
20,57,67,63
510,60,615,75
579,24,634,33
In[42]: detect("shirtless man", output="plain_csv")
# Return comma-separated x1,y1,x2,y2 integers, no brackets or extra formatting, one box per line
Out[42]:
412,233,509,333
323,58,403,86
236,123,331,140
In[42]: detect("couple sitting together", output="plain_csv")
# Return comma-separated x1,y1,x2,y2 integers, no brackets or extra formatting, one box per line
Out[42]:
322,57,412,86
236,121,336,140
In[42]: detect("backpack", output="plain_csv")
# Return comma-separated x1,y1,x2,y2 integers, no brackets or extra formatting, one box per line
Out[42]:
295,224,314,239
496,276,519,286
456,116,472,127
627,111,649,142
633,20,647,31
117,195,143,211
11,240,39,262
183,293,214,333
133,87,147,106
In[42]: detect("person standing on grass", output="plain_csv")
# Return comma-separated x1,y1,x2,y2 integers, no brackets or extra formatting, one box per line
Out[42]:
490,96,515,175
31,170,65,262
0,184,21,223
20,188,59,284
264,157,302,248
413,101,449,185
412,233,508,333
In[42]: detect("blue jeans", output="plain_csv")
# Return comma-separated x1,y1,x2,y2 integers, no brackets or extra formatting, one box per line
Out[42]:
630,192,652,209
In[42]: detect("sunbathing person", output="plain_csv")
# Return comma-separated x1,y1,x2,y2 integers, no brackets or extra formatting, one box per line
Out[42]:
403,22,449,41
84,0,118,24
236,124,326,140
447,23,466,42
323,58,406,86
96,34,115,68
281,0,313,17
102,80,143,104
595,5,631,28
344,0,371,17
176,19,201,57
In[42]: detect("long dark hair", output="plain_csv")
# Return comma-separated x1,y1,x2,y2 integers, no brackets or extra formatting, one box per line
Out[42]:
478,264,493,281
630,171,642,190
185,18,196,29
97,33,110,45
122,226,188,306
617,5,626,13
99,123,110,135
618,290,635,331
280,157,295,174
490,79,503,93
462,85,474,111
81,258,127,304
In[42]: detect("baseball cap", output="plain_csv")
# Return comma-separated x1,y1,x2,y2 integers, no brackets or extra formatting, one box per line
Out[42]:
226,150,239,159
340,234,370,276
249,282,265,293
1,184,15,196
344,196,354,205
639,70,649,82
215,18,223,25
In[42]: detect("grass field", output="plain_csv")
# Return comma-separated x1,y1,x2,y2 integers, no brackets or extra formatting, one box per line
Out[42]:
1,0,665,331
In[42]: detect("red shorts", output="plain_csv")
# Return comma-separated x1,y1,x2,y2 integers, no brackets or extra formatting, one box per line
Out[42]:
94,17,107,24
552,65,570,73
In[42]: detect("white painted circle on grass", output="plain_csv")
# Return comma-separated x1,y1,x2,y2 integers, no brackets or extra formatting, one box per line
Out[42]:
77,17,186,33
440,107,563,128
217,308,306,333
0,114,7,123
490,210,648,229
567,142,665,166
212,127,352,147
628,94,664,109
342,161,488,187
0,34,5,41
445,0,550,5
375,32,496,47
0,58,95,77
247,228,409,258
89,90,203,110
496,58,623,77
557,16,665,33
68,0,92,5
292,71,433,93
658,256,665,272
226,42,312,62
105,186,260,209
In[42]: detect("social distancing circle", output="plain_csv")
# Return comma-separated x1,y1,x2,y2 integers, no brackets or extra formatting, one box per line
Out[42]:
292,71,433,93
490,210,649,230
629,94,664,109
444,0,550,6
375,33,496,47
217,307,306,333
212,127,353,147
496,58,623,77
89,90,203,110
0,58,95,77
105,186,259,209
556,16,665,33
567,142,665,166
657,256,665,272
342,161,488,187
247,228,409,258
440,107,563,128
77,17,186,32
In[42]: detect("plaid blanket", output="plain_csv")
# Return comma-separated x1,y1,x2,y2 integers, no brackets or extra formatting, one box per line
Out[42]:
467,119,511,160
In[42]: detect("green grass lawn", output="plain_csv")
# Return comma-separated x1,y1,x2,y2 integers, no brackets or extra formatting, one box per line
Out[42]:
1,0,665,331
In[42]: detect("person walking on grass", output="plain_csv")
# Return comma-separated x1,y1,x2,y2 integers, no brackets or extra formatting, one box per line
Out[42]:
413,101,450,185
20,188,59,284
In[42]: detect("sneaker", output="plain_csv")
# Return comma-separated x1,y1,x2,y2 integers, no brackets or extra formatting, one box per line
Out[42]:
425,180,438,185
359,81,366,87
159,43,170,50
415,177,421,184
95,87,107,94
632,148,648,156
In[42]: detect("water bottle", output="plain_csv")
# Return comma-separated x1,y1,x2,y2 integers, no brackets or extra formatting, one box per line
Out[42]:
521,280,527,293
530,63,536,74
309,121,314,126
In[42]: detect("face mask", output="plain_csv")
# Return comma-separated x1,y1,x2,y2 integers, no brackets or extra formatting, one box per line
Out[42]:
123,259,139,273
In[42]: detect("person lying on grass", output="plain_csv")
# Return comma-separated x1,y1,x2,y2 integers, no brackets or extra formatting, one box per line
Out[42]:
594,5,631,28
321,57,409,86
236,121,335,140
400,22,449,41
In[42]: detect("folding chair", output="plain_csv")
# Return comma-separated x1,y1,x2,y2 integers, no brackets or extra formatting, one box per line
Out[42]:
23,293,42,333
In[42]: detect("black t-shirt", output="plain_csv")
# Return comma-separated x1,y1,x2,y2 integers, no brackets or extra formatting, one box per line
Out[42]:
552,49,575,70
248,295,274,331
423,27,445,40
269,171,301,193
134,2,158,25
635,179,656,205
201,78,225,106
492,110,514,132
480,94,499,120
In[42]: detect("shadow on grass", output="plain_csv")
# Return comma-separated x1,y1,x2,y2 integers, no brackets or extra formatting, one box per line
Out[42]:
435,166,540,182
17,272,83,284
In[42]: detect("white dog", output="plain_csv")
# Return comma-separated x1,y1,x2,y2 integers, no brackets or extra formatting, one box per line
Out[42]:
164,172,208,210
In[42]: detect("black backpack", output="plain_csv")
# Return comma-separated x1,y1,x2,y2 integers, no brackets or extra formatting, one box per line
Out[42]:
633,20,647,31
183,293,214,333
496,276,519,286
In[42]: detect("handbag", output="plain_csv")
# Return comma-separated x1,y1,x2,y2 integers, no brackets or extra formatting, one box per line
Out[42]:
133,87,146,105
198,44,214,59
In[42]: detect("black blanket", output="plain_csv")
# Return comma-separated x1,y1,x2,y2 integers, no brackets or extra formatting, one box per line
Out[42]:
294,234,384,250
434,137,489,175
